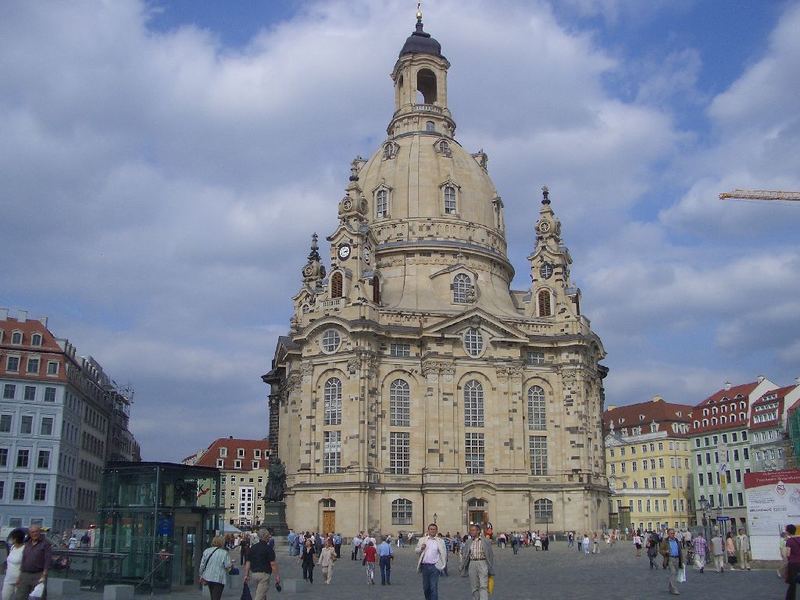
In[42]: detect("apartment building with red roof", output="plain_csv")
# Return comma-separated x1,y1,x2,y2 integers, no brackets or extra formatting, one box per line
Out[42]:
185,437,271,527
0,308,140,532
603,396,695,532
689,377,778,534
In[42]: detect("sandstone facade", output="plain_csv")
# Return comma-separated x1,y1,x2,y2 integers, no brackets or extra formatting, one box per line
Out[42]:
264,15,609,536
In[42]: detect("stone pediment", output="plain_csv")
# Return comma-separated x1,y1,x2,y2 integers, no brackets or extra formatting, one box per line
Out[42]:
429,263,478,280
423,308,528,343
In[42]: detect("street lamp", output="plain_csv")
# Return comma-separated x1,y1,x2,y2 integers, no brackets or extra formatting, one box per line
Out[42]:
433,513,438,524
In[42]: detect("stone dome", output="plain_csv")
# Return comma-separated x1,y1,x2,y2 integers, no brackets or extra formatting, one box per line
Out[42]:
399,19,444,59
358,132,500,239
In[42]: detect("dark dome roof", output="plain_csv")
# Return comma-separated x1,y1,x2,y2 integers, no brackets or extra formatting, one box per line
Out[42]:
399,19,443,58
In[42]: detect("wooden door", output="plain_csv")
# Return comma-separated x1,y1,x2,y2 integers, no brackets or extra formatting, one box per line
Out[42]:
322,510,335,535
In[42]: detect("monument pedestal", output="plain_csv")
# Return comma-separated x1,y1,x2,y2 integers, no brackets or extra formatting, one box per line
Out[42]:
263,501,288,536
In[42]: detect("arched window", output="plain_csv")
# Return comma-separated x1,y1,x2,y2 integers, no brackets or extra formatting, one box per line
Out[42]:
438,139,450,154
321,329,341,353
730,414,737,422
417,69,437,104
426,121,435,132
324,378,342,425
11,331,22,344
372,275,381,304
391,498,413,525
464,379,484,427
31,333,42,346
538,290,552,316
453,273,471,303
331,272,343,298
376,189,388,218
321,498,336,508
389,379,410,427
528,386,546,430
533,498,553,523
444,185,457,214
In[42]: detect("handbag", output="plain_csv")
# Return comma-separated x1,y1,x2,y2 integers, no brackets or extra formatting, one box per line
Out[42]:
230,566,240,575
29,582,46,598
677,566,686,583
241,583,253,600
487,575,495,595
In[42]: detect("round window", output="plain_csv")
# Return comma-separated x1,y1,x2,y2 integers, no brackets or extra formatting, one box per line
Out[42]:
463,328,484,357
320,329,341,354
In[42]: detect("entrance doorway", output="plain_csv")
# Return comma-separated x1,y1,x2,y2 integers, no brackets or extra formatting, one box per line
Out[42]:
321,498,336,534
467,498,488,527
173,512,202,586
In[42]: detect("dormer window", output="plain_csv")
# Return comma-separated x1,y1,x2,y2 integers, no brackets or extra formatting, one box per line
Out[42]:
219,447,228,458
444,185,457,214
31,333,42,346
452,273,472,303
237,448,245,458
11,331,22,345
376,189,389,218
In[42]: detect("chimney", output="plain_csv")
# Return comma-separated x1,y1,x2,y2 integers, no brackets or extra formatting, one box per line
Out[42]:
606,405,617,412
724,381,731,391
38,316,48,328
652,395,663,402
0,308,7,321
757,375,765,383
17,310,28,323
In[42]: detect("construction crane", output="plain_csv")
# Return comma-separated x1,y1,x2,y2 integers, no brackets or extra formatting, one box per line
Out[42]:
719,189,800,202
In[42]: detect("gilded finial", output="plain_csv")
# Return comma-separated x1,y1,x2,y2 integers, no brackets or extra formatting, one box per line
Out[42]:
417,2,423,22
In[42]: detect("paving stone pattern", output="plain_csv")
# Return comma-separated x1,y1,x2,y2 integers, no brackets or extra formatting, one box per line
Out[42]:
64,542,786,599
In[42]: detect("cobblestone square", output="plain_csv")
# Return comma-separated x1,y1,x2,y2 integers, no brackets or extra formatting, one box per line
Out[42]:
274,543,784,600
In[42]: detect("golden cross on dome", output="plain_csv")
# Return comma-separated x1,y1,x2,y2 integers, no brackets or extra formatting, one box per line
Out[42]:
417,2,423,22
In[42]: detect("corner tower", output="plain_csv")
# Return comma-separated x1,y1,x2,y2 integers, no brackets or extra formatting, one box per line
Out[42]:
265,11,609,537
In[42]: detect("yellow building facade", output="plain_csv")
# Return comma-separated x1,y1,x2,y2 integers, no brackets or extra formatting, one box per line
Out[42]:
604,398,695,532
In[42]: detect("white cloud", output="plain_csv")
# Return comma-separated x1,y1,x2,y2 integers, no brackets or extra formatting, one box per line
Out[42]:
2,0,798,458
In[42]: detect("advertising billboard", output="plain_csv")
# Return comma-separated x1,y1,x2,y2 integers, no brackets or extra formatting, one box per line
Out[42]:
744,469,800,560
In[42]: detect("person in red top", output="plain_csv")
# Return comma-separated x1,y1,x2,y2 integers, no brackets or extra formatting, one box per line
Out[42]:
363,541,377,585
785,524,800,600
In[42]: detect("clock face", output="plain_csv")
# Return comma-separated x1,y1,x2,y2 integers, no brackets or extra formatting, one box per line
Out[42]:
302,264,314,277
540,263,554,279
539,221,550,233
337,244,351,260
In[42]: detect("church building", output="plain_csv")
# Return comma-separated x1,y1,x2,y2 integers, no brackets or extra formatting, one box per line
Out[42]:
264,12,609,535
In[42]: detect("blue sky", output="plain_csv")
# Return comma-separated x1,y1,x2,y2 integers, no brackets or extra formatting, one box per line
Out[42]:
1,0,798,461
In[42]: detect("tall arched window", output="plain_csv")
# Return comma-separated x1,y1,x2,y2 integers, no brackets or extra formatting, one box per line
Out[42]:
389,379,410,427
331,272,343,298
324,378,342,425
538,290,551,316
533,498,553,523
376,189,388,218
426,120,435,132
417,69,437,104
527,386,546,430
372,275,381,304
453,273,471,303
444,185,456,214
391,498,413,524
464,379,484,427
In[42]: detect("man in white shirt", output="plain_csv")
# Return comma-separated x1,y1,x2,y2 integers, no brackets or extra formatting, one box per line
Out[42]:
416,523,448,600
